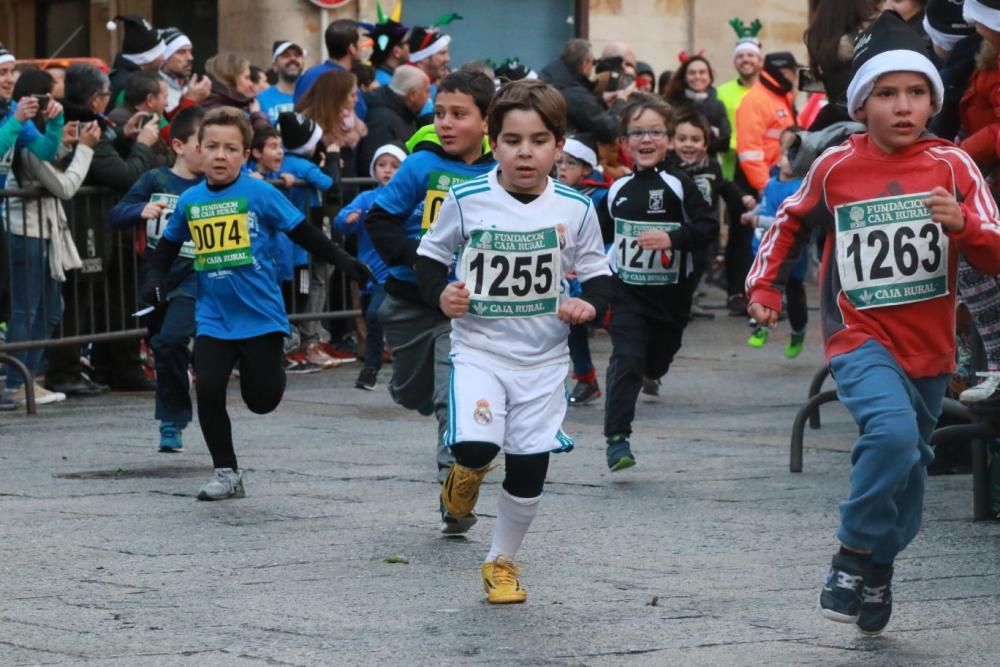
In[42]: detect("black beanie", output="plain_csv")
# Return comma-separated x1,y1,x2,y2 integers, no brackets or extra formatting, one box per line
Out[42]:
846,10,944,120
277,112,323,156
107,15,164,65
408,27,450,63
924,0,975,52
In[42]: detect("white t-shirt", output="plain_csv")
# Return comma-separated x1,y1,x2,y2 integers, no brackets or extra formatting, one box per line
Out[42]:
417,167,611,367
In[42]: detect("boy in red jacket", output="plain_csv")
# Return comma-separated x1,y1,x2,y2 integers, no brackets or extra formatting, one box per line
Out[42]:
747,11,1000,636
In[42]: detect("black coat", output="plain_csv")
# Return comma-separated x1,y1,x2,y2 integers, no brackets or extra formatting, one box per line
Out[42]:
107,54,141,108
540,57,621,143
357,85,419,173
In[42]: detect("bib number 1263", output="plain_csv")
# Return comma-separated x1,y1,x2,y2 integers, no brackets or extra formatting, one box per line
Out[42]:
460,227,561,318
835,193,949,310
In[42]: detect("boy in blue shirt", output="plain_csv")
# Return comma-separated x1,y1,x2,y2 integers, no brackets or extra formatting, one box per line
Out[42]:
142,106,373,501
109,106,205,452
556,136,611,406
333,143,404,390
365,70,497,529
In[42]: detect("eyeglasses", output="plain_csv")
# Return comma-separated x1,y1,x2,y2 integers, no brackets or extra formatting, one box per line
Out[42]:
625,128,668,141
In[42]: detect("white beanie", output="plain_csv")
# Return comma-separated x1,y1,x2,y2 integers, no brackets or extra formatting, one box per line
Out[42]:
964,0,1000,32
561,138,597,168
369,143,407,179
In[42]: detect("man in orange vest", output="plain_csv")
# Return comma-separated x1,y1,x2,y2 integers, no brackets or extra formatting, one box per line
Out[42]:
727,52,800,314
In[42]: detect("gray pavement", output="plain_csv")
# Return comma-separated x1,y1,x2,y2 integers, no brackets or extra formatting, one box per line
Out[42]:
2,292,999,666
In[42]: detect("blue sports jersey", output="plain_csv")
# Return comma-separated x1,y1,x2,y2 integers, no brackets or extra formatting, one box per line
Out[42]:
334,187,389,289
752,174,808,280
163,173,305,340
267,154,334,278
293,61,367,119
257,86,295,126
373,146,496,283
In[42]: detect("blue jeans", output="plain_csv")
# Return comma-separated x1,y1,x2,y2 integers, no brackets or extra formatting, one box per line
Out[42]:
361,285,386,370
5,236,61,390
568,324,594,377
149,295,195,425
831,339,949,563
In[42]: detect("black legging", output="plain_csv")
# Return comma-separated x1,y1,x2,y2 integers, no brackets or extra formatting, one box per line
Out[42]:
786,276,808,333
194,333,286,470
453,441,549,498
725,166,756,298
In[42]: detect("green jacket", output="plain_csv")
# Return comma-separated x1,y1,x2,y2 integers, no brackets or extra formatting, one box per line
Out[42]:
716,78,753,180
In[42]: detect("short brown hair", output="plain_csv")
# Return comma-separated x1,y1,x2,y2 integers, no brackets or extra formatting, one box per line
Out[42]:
668,108,711,142
487,80,567,142
198,106,252,149
619,92,672,134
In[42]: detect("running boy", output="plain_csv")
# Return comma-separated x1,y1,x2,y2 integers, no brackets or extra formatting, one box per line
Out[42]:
333,143,404,390
747,11,1000,635
142,106,373,501
416,80,615,604
109,106,205,452
600,94,719,471
557,136,612,405
365,70,496,519
742,126,809,358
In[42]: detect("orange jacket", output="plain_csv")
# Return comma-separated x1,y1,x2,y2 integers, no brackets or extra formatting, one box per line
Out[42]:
734,71,796,192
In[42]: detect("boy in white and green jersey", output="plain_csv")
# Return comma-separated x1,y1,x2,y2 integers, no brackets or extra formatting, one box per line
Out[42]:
416,81,615,605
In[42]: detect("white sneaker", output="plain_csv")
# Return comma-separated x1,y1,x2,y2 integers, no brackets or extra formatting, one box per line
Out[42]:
11,382,66,405
960,371,1000,404
196,468,246,501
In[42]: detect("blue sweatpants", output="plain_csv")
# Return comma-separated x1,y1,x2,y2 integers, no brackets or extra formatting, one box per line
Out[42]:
830,339,949,564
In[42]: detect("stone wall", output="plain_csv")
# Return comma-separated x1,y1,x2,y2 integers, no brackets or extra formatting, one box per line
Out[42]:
588,0,810,86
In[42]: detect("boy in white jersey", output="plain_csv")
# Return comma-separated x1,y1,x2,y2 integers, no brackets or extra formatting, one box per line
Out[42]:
416,81,616,604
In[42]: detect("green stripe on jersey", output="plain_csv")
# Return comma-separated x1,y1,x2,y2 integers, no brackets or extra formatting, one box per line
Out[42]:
452,175,489,192
453,187,491,201
553,185,591,206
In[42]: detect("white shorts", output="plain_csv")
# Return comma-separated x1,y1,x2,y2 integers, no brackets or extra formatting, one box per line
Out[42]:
444,349,574,456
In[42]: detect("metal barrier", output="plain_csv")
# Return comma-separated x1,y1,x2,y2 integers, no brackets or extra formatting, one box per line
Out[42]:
0,175,380,415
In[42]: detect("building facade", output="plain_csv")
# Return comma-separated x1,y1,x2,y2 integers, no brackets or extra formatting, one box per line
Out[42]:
1,0,809,87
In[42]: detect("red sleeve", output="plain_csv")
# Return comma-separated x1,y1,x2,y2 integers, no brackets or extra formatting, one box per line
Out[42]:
946,147,1000,275
746,149,840,311
958,123,1000,167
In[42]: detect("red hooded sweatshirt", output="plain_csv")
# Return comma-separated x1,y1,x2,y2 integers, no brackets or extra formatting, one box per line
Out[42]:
747,133,1000,378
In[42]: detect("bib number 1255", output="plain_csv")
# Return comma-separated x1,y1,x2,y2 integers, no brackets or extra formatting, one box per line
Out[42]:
459,227,561,318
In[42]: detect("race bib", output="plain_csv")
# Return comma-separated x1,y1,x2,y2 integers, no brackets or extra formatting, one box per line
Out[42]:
146,193,195,259
185,198,253,272
614,218,682,285
460,228,561,318
835,193,949,310
420,171,472,234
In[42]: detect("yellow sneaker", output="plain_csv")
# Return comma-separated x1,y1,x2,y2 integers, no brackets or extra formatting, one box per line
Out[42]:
441,462,491,518
481,557,527,604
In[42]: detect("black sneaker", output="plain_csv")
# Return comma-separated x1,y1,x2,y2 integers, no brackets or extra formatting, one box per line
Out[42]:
568,380,601,405
727,293,748,316
820,551,870,623
355,367,378,391
641,377,659,397
856,562,893,636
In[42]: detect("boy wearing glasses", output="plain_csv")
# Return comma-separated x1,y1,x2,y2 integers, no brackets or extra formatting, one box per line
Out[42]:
598,93,718,471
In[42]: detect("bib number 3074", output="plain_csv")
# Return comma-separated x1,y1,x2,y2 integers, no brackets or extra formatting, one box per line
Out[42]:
186,198,253,272
460,227,561,318
835,193,949,310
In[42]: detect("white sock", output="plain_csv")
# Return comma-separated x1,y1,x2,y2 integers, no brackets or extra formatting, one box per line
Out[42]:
485,489,540,563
